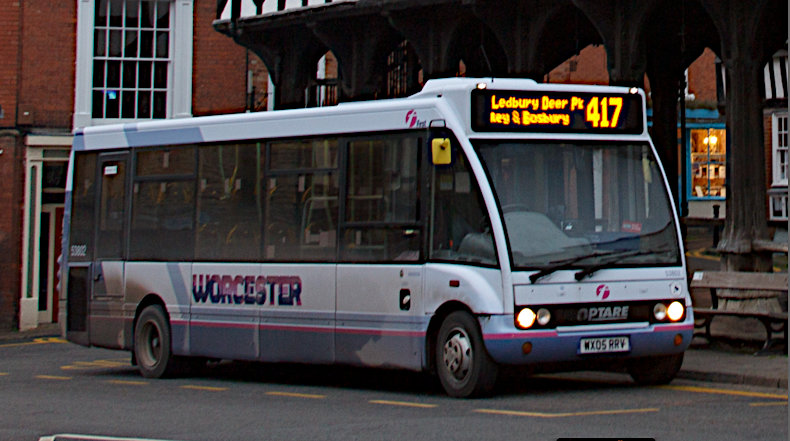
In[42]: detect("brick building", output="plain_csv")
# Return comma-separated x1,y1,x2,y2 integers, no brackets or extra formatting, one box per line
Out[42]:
0,0,254,331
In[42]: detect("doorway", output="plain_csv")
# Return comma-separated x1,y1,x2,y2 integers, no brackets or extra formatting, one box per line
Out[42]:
21,143,69,329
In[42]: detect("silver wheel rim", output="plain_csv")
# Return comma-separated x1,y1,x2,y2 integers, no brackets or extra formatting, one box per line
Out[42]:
139,320,162,369
442,327,472,382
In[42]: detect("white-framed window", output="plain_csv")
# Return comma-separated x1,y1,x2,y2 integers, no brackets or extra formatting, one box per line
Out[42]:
769,193,787,220
92,0,170,119
769,112,788,221
772,112,788,186
74,0,192,128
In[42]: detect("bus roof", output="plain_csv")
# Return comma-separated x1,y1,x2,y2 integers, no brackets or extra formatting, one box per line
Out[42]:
73,78,648,151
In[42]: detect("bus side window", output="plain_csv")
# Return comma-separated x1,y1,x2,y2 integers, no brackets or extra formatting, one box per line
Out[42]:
129,147,196,261
195,143,262,261
341,135,422,262
264,138,339,261
430,141,496,266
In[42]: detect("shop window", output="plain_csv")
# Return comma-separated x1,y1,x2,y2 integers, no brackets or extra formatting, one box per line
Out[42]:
690,128,726,198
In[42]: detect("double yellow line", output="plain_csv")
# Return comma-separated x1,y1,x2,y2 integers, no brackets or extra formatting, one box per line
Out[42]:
0,336,67,349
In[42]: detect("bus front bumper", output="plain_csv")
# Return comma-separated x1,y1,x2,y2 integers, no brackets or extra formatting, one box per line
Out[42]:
480,315,693,365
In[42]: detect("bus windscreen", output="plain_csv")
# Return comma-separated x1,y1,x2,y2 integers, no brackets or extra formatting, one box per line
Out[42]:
471,89,644,134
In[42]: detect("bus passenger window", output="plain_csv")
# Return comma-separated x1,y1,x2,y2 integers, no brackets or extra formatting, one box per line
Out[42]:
264,139,339,261
341,135,422,262
129,147,196,261
346,137,419,223
195,143,262,261
136,148,194,176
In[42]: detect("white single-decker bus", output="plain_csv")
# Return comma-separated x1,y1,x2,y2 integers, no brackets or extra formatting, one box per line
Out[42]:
62,78,693,397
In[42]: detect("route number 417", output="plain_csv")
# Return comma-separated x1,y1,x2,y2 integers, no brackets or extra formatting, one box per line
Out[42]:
586,96,623,128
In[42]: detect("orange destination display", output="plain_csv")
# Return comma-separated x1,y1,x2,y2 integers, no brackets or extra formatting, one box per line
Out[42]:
471,89,644,134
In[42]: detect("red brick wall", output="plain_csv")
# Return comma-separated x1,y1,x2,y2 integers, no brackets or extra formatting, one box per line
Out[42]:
0,132,22,330
17,0,76,128
192,3,247,116
0,0,76,330
687,48,718,107
546,45,610,85
0,2,21,128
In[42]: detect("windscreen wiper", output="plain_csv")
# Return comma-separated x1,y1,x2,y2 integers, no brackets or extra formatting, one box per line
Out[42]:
529,250,620,284
572,249,661,281
528,222,676,284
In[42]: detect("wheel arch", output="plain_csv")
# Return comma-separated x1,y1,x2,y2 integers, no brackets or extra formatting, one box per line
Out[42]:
131,294,168,351
425,300,478,374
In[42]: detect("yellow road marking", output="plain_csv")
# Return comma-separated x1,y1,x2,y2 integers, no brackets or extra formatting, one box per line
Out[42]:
106,379,148,386
369,400,438,408
61,358,128,370
266,391,326,399
36,375,72,381
76,359,125,366
658,385,788,400
180,385,227,392
0,337,67,349
475,407,658,418
750,401,788,407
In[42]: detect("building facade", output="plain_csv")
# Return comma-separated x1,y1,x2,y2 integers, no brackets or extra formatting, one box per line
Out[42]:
1,0,254,331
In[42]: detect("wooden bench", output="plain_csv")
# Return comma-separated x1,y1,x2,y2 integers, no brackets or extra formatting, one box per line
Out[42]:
690,271,788,352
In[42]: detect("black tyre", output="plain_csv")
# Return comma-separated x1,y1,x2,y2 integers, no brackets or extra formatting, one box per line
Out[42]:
435,311,498,398
134,305,178,378
628,353,684,385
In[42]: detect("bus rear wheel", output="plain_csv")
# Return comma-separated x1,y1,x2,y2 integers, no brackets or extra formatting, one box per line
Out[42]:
134,305,178,378
627,353,684,385
435,311,498,398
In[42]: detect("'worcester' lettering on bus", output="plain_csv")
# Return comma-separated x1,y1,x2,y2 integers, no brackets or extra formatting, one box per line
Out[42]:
191,275,302,306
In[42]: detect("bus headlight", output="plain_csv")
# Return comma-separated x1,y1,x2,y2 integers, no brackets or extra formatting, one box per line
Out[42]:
653,303,667,321
667,301,685,322
536,308,551,326
516,308,536,329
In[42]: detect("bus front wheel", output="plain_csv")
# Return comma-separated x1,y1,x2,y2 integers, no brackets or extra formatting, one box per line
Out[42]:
134,305,177,378
435,311,498,398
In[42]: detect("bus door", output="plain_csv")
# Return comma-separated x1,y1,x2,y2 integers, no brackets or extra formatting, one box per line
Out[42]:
335,135,425,370
90,153,129,348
